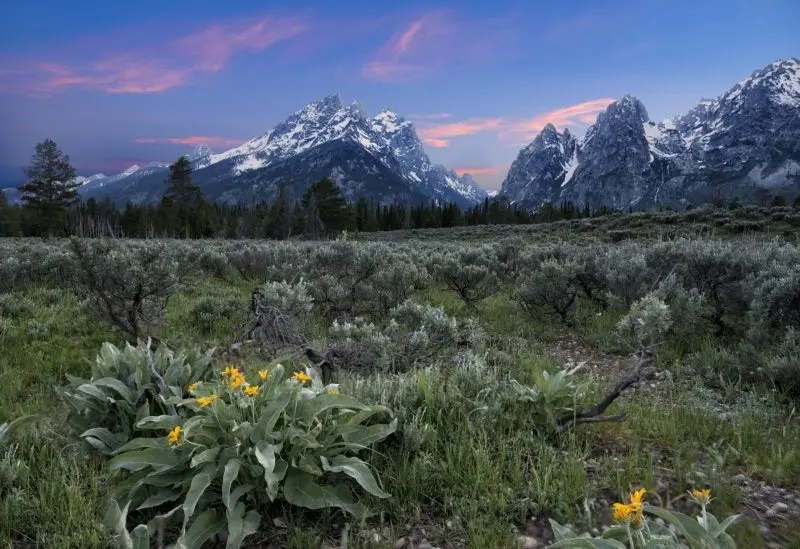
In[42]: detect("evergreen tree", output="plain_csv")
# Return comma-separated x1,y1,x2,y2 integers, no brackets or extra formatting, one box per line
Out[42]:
162,156,204,205
304,196,325,239
267,185,292,239
18,139,80,234
302,178,355,235
291,201,305,236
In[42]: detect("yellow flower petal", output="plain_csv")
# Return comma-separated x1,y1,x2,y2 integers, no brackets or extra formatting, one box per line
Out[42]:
244,385,259,397
167,425,182,446
258,369,270,381
292,371,311,384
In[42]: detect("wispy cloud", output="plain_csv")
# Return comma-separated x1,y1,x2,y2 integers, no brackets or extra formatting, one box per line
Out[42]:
362,10,514,82
454,165,507,176
417,98,615,147
408,112,453,121
0,14,307,96
135,136,245,148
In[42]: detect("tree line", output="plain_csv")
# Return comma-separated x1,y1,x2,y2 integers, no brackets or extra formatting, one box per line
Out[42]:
12,138,786,240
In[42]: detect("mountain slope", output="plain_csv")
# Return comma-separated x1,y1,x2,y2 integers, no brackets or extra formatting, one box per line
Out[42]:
501,58,800,209
82,95,486,208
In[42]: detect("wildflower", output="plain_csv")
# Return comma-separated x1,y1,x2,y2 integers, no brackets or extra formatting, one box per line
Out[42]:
188,382,201,394
690,488,711,501
196,394,218,407
221,366,246,390
327,385,340,395
244,385,259,397
613,503,634,523
258,369,270,381
229,372,246,390
167,425,182,446
613,488,646,526
292,371,311,384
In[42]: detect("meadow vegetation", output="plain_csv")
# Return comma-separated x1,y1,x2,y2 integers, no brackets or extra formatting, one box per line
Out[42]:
1,215,799,548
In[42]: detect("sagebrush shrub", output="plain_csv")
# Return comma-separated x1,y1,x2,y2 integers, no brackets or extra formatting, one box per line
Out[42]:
515,258,583,325
617,293,672,350
191,294,244,335
69,238,189,341
435,246,500,308
748,267,800,340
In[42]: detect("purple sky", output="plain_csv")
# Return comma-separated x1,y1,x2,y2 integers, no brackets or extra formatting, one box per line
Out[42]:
0,0,796,190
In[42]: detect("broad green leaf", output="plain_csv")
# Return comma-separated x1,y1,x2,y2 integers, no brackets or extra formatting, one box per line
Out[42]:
191,447,220,468
600,526,629,541
321,455,390,498
340,418,397,448
225,502,260,549
222,458,242,511
252,390,292,442
108,448,181,473
267,458,289,501
176,509,225,549
80,427,126,454
228,484,253,511
131,524,150,549
283,470,367,520
134,401,151,425
295,453,323,476
104,500,133,549
644,505,716,546
92,377,136,403
254,441,282,499
183,471,212,521
137,489,182,510
548,519,579,541
136,415,181,430
77,383,114,403
716,513,741,535
297,394,369,422
549,539,627,549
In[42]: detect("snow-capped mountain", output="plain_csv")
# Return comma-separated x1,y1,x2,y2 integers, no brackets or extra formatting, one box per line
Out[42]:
82,95,487,208
501,58,800,209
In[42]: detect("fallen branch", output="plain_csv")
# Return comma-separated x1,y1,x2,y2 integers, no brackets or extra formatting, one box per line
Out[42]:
240,289,308,356
554,349,655,433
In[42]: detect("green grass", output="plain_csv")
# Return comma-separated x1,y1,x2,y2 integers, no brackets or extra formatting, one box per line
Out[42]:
2,260,799,548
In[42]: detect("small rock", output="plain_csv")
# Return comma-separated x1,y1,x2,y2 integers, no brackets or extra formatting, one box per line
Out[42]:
794,498,800,506
272,517,285,528
516,535,539,549
771,502,789,513
394,538,408,549
765,508,777,518
418,542,440,549
733,474,748,485
760,526,771,536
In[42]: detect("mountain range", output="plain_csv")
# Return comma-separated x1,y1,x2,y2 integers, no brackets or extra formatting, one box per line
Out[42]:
3,58,798,211
17,95,487,209
501,58,800,209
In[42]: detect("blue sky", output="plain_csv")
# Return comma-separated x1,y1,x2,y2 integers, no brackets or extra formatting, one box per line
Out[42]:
0,0,796,190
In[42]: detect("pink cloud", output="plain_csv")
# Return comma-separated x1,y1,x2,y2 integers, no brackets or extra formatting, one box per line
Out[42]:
0,14,307,96
135,136,245,148
362,10,515,82
454,165,507,176
417,99,615,147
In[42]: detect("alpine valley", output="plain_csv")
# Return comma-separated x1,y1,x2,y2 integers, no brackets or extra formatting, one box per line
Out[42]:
501,58,800,210
48,95,488,209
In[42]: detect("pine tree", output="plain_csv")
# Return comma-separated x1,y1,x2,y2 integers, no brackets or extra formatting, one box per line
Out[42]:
19,139,81,209
267,185,292,239
304,196,325,239
162,156,204,205
302,178,355,235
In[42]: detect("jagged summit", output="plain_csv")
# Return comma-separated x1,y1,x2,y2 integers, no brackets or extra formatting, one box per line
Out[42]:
77,95,487,208
501,58,800,209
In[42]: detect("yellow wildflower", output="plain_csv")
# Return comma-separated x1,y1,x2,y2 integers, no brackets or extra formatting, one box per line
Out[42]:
221,365,240,378
292,371,311,384
244,385,259,397
613,488,646,526
229,372,245,390
613,503,634,522
258,369,270,381
188,382,201,394
690,488,712,504
327,385,340,395
196,394,218,407
167,425,182,446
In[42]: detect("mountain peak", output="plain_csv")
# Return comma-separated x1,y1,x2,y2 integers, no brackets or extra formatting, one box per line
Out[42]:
605,95,649,123
187,144,212,162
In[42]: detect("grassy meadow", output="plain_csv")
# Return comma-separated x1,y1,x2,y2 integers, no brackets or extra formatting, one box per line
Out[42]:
1,210,799,549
